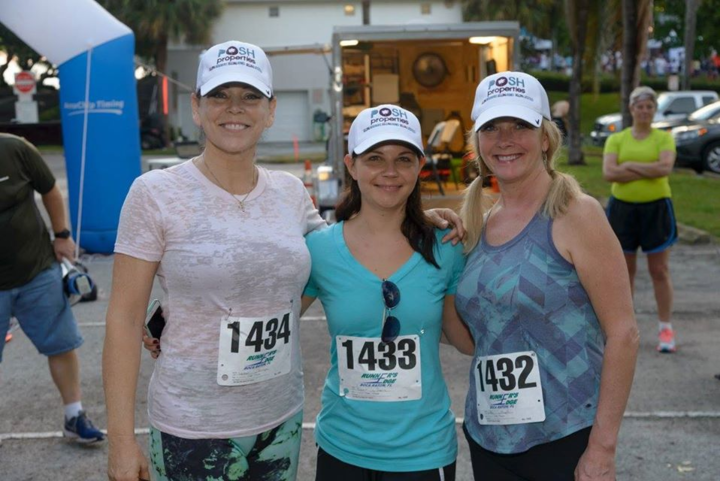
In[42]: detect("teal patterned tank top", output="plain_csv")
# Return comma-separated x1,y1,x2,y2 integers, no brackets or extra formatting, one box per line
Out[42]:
455,211,604,454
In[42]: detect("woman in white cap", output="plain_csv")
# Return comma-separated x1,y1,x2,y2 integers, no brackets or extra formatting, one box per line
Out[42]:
103,42,463,480
603,86,678,354
454,72,639,480
304,105,473,481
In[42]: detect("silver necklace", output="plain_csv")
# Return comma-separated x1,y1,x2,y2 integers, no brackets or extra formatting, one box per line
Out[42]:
201,156,257,212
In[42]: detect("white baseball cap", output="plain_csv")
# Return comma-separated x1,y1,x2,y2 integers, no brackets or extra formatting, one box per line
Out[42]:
348,105,424,156
196,40,273,98
471,71,551,131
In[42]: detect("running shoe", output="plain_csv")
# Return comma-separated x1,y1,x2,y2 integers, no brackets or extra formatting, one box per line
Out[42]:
657,328,677,353
63,411,105,444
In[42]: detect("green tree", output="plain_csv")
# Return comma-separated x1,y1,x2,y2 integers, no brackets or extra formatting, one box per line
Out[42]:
463,0,568,66
100,0,223,76
99,0,223,142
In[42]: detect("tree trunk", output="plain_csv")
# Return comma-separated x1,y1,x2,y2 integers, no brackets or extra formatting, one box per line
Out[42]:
568,0,590,165
621,0,651,129
621,0,638,129
682,0,702,90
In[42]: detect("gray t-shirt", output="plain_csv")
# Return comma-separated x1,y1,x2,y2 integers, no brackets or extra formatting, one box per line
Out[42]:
115,160,324,438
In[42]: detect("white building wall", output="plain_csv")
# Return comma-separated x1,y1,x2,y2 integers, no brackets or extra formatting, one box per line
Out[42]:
213,1,462,47
166,0,463,142
212,3,355,48
370,1,463,24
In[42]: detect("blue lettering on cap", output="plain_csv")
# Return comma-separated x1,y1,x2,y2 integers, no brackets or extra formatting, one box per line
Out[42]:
393,108,408,119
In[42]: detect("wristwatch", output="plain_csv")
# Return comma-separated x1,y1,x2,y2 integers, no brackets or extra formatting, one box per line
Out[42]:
54,229,71,239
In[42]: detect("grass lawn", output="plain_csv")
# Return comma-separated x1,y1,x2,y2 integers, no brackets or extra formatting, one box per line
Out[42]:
556,147,720,239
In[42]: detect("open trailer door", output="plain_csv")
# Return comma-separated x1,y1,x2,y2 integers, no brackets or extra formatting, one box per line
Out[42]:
320,21,520,213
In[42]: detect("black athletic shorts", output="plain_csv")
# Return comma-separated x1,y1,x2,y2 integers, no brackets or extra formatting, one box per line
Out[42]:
606,197,678,254
463,424,592,481
315,447,456,481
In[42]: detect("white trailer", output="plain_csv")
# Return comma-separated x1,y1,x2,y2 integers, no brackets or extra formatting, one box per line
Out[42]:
318,21,520,212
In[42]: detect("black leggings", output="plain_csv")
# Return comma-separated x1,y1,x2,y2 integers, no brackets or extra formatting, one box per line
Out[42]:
463,424,592,481
315,447,456,481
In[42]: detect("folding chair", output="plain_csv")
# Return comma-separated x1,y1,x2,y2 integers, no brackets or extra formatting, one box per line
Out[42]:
435,119,461,190
420,121,446,195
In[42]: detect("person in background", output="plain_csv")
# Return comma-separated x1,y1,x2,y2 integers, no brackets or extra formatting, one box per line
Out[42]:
0,133,105,444
456,72,639,480
603,86,678,353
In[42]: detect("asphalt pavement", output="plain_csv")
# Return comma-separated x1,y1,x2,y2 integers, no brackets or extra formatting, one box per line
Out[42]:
1,154,718,480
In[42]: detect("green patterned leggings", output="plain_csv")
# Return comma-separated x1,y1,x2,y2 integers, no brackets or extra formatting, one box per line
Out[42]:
149,410,303,481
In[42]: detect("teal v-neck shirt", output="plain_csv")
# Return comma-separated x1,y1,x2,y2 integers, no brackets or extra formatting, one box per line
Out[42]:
304,221,466,471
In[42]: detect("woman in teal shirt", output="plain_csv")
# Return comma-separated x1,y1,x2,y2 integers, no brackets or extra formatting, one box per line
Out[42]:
303,105,473,480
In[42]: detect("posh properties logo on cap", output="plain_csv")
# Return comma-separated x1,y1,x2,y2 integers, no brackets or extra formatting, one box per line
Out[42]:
482,75,533,105
471,71,550,131
364,106,412,132
349,104,424,155
197,41,273,98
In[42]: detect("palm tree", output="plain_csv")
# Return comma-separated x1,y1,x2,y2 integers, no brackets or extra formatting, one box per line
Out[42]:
682,0,702,90
100,0,223,142
565,0,592,165
101,0,222,75
620,0,652,128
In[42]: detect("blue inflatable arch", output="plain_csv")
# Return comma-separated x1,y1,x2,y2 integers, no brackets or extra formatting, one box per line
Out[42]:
2,0,141,253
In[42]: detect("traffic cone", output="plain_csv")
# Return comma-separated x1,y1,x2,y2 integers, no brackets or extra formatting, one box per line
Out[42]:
303,159,317,207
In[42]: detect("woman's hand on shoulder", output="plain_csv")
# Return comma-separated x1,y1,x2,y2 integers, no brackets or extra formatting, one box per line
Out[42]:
424,208,466,245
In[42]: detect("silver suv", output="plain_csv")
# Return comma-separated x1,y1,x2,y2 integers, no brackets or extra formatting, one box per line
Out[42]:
590,90,719,145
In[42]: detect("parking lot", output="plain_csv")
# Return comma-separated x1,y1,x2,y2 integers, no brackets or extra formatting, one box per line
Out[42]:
1,155,719,480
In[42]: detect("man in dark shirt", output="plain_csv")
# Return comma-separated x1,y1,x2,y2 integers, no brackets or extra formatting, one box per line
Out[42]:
0,133,104,444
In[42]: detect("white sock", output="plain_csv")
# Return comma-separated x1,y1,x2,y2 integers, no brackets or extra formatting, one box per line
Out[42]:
64,401,83,420
659,322,673,332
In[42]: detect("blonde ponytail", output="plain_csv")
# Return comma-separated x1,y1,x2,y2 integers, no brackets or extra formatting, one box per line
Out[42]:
540,120,582,217
459,176,487,253
542,171,583,218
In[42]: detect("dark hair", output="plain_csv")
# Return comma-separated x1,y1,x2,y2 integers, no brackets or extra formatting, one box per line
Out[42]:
335,155,439,269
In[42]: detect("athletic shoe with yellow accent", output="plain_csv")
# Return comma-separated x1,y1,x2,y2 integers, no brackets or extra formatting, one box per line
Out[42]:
657,328,677,353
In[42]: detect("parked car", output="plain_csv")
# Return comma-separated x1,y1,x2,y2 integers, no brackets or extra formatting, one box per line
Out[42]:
653,100,720,131
672,117,720,174
590,90,719,145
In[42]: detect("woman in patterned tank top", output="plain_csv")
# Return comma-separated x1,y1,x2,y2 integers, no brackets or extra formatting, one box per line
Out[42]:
455,72,639,480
